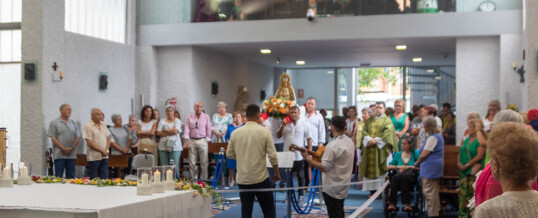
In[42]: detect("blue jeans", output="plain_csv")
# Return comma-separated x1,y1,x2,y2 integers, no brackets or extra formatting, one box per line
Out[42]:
89,159,109,179
54,159,75,179
159,150,182,179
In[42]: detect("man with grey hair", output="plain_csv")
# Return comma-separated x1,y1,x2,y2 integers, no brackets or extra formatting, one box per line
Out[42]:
83,108,111,179
47,104,80,178
184,102,212,180
303,97,326,187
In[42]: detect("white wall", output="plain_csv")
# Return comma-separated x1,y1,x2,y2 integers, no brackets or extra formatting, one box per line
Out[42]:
21,0,137,173
155,46,275,119
455,36,500,143
499,34,525,109
287,69,336,110
524,0,538,109
456,0,522,12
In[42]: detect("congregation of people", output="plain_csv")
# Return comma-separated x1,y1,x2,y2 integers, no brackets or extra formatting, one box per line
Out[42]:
47,97,538,218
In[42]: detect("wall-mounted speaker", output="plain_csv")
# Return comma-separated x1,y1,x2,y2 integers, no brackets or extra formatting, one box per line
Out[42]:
211,80,218,97
260,90,266,101
99,74,108,90
24,63,36,81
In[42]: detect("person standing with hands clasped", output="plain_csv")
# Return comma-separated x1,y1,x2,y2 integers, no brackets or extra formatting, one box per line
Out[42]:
301,116,354,218
227,104,280,218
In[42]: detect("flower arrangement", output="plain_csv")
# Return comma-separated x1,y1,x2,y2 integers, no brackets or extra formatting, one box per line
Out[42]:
67,177,137,187
262,97,296,120
507,104,519,112
175,178,224,209
528,109,538,121
33,176,67,184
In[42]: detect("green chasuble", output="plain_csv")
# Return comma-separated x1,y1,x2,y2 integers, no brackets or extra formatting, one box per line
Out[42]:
359,115,397,179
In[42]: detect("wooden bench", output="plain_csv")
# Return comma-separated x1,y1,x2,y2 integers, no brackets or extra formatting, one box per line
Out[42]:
75,154,132,178
439,145,460,215
178,142,227,179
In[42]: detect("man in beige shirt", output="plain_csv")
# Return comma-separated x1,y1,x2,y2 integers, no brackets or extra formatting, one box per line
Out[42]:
227,104,280,218
82,108,111,179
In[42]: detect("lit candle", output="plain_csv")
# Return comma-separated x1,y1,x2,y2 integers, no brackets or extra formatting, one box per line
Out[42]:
154,170,161,183
513,61,518,68
141,173,149,185
59,71,63,79
166,169,173,183
22,166,28,176
2,167,10,178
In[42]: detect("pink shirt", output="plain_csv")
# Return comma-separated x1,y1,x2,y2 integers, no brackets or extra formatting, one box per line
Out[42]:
184,112,212,141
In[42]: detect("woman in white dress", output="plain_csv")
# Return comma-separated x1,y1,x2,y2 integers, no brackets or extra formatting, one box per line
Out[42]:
474,122,538,218
136,105,158,164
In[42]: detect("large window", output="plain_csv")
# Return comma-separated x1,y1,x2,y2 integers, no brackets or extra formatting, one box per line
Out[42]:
0,0,22,23
65,0,127,44
0,30,21,62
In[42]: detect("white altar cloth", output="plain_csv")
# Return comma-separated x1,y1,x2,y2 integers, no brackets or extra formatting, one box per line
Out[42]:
0,183,211,218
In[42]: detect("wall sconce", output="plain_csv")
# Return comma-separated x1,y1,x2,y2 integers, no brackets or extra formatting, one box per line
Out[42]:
512,61,525,83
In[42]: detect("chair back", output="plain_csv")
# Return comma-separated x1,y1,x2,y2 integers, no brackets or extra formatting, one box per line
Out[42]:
131,153,155,170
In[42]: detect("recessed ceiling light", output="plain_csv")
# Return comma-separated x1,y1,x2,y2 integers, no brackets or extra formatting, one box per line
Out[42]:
412,57,422,62
427,69,435,73
296,60,306,65
260,49,271,54
395,45,407,50
327,71,334,74
435,76,442,80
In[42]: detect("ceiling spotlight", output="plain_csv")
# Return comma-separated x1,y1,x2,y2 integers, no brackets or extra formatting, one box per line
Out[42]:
412,57,422,62
427,69,435,73
327,71,334,74
296,60,306,65
260,49,271,54
435,76,442,80
395,45,407,50
276,57,280,64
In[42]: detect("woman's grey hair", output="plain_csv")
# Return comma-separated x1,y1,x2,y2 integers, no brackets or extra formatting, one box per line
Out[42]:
217,101,227,108
361,107,373,116
128,114,138,120
111,114,121,122
493,109,523,125
165,105,175,111
423,116,441,134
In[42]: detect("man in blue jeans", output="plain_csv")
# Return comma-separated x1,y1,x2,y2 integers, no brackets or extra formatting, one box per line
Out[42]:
82,108,111,179
48,104,80,178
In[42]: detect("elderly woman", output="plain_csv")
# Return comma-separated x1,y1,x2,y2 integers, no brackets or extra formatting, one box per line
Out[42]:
157,105,183,177
109,114,133,176
414,117,444,218
460,112,481,146
457,119,486,218
483,100,500,132
387,137,420,212
474,123,538,217
224,111,244,186
391,99,410,151
211,101,233,142
124,114,140,154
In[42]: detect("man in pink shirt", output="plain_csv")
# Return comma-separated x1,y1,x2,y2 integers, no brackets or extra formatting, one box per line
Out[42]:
184,102,212,180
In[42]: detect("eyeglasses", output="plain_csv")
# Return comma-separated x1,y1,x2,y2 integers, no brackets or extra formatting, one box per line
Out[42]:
195,122,198,129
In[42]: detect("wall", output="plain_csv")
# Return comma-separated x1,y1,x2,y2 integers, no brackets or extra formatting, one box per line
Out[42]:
499,34,525,109
456,0,522,12
136,0,193,25
455,36,500,143
21,0,137,174
286,69,336,110
525,0,538,109
155,46,275,119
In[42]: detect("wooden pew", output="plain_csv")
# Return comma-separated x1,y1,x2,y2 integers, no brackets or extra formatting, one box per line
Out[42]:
75,154,132,178
439,145,460,215
178,143,228,179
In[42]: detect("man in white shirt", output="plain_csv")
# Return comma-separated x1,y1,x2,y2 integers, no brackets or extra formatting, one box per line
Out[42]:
303,97,326,186
302,116,354,218
264,116,286,187
277,106,312,199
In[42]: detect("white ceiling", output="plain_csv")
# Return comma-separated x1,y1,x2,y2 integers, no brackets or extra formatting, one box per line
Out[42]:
199,37,456,68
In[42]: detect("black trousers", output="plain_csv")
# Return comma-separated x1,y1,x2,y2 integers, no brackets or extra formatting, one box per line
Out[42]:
389,171,416,205
292,160,305,196
238,178,276,218
323,192,345,218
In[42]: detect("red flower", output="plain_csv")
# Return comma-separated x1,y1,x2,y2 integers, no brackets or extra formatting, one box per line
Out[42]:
261,113,269,121
284,115,291,124
197,180,206,188
32,175,40,182
528,109,538,121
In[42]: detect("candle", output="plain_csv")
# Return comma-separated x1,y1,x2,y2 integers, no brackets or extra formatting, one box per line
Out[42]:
141,173,149,185
22,166,28,176
2,167,10,178
166,169,173,183
59,71,63,79
154,170,161,183
513,61,518,68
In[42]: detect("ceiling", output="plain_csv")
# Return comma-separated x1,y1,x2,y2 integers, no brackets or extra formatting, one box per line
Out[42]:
200,37,456,68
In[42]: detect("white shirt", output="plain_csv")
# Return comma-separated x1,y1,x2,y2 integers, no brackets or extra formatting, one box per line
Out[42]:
282,118,312,161
305,111,326,146
483,117,494,132
424,135,438,151
321,134,355,199
265,117,284,144
157,118,183,151
475,190,538,218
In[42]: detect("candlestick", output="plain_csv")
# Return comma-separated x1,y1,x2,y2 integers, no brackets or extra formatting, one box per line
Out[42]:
513,61,518,69
141,173,149,185
154,170,161,183
22,166,28,176
166,169,173,183
2,167,9,179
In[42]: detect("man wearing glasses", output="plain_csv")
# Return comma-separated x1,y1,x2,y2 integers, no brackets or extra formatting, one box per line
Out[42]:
184,102,212,180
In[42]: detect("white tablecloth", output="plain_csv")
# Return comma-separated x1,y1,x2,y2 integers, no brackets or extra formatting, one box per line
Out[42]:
0,183,211,218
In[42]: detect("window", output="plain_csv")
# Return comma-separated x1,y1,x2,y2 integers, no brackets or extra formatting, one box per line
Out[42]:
0,0,22,23
65,0,127,44
0,30,21,62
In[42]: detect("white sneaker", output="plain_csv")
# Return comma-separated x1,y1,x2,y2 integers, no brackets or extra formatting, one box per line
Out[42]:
298,196,304,204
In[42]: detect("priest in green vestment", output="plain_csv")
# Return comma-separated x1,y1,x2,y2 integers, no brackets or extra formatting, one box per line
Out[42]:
358,102,397,195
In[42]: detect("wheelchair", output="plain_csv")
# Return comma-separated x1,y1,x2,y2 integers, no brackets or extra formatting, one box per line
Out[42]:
382,169,424,218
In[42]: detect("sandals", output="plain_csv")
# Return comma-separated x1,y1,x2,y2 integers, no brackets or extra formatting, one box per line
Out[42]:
403,205,413,212
388,205,396,211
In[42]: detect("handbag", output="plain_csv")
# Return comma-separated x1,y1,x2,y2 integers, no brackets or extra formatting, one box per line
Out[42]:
165,137,176,148
139,138,155,154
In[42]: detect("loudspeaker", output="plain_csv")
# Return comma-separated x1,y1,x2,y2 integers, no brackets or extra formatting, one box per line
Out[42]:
99,74,108,90
24,63,36,81
260,90,266,101
211,81,218,97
